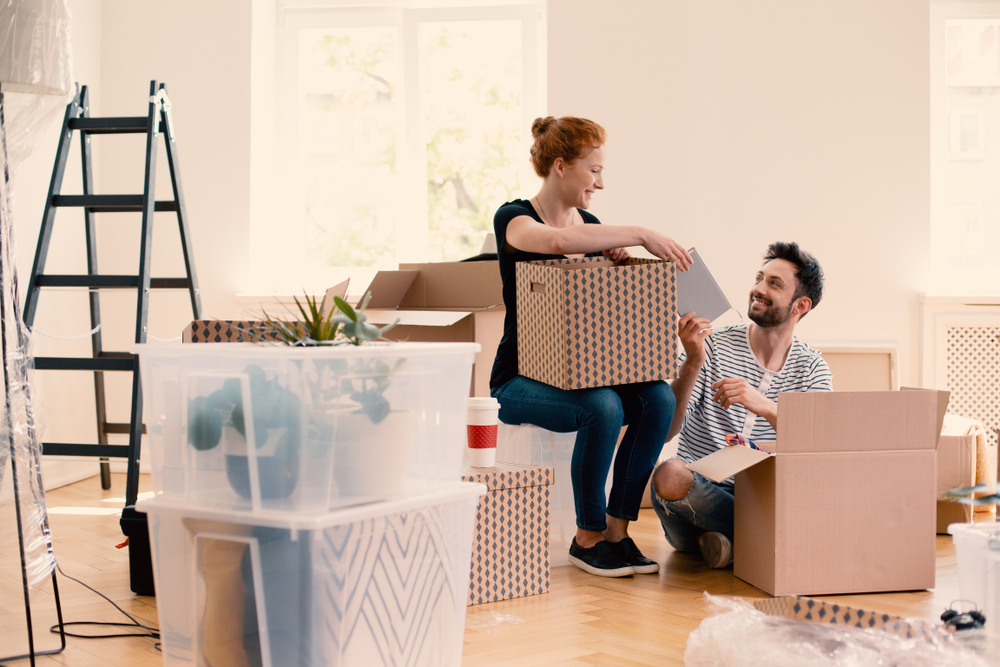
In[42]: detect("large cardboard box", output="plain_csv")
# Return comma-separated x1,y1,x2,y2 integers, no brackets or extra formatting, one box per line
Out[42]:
461,461,553,605
691,389,948,597
358,262,504,398
936,433,976,533
515,257,678,390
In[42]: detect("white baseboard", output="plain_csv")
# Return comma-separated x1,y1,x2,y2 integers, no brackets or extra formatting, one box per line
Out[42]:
40,458,100,491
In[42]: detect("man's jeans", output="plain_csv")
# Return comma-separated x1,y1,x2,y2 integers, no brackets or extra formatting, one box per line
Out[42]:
649,464,734,553
491,376,675,532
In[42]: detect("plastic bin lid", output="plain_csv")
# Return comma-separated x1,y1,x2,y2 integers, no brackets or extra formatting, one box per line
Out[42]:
137,480,486,530
948,522,1000,538
132,341,480,359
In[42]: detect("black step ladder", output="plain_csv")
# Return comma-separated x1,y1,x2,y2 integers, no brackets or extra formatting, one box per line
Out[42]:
23,80,201,508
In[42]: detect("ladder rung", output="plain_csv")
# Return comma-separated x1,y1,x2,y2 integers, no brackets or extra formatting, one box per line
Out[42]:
51,195,178,212
34,357,135,372
68,116,148,134
35,275,192,289
42,443,130,458
104,422,146,435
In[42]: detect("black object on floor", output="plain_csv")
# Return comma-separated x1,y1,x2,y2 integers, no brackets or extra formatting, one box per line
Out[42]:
120,506,155,597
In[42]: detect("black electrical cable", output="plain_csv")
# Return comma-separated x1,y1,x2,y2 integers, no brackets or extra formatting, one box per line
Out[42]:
48,564,161,650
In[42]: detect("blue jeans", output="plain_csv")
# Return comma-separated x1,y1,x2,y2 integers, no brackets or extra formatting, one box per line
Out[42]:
650,463,734,552
491,376,675,532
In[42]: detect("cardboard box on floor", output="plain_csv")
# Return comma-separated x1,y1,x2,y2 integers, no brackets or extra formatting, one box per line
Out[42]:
937,433,976,533
516,257,678,390
689,389,949,597
340,261,503,397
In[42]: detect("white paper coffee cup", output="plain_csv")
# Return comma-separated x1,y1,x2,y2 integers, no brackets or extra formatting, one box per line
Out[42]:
467,397,500,467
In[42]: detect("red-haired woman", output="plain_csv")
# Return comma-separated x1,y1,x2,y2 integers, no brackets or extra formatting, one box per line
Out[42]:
489,116,693,578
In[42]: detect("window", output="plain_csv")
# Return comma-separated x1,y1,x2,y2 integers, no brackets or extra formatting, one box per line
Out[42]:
250,0,545,293
930,4,1000,294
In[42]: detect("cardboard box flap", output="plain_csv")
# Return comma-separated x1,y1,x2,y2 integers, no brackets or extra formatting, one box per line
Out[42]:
364,308,474,327
398,261,502,309
360,270,419,309
777,390,947,454
902,386,951,448
687,445,773,483
753,597,950,644
461,461,555,490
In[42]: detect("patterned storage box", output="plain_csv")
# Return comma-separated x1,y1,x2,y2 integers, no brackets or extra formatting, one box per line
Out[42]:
462,461,554,605
184,320,276,343
515,257,678,390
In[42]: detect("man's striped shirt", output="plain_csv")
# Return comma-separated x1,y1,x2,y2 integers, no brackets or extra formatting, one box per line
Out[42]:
676,324,833,487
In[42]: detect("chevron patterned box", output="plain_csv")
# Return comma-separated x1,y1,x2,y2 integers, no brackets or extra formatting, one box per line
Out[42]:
515,258,678,390
140,481,485,667
462,461,554,605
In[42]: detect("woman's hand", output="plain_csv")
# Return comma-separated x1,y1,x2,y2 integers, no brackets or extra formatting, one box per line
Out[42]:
603,247,630,263
642,231,693,270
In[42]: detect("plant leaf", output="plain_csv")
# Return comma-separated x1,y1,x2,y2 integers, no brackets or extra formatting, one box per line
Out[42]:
333,296,357,322
943,483,1000,498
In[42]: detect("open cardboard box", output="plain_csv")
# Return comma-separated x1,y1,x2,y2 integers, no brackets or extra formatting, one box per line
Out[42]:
335,261,503,397
936,433,975,534
690,388,949,597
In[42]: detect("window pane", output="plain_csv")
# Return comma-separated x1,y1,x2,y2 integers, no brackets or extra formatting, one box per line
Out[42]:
419,20,524,261
298,27,399,268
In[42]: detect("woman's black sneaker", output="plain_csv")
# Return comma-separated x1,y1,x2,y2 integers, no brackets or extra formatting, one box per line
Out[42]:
611,537,659,574
568,538,634,577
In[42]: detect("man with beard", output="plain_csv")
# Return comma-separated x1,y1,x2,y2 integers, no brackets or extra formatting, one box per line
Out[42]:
649,242,832,568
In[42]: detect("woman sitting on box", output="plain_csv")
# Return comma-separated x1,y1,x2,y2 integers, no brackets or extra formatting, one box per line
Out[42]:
490,116,693,577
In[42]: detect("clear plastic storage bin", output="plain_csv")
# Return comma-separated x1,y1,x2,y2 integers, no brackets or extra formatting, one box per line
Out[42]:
134,342,478,512
140,481,485,667
949,522,1000,615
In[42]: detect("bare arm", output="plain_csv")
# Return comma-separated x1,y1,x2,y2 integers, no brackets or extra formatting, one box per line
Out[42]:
505,215,693,268
666,312,712,441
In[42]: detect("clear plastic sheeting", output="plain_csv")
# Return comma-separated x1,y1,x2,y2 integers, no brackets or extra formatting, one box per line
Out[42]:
0,98,54,586
0,0,74,167
0,0,72,589
684,594,991,667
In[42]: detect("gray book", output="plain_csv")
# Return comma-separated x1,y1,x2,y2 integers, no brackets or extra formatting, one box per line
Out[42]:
675,248,732,322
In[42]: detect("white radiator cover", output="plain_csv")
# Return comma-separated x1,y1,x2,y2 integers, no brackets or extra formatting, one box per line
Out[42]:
921,296,1000,433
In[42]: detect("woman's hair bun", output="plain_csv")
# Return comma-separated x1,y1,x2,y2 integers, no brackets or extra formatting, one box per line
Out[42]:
531,116,556,139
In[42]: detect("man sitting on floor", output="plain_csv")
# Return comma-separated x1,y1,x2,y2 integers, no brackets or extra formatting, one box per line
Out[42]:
652,241,833,568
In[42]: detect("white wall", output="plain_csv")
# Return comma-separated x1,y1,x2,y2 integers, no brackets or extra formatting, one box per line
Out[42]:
13,0,104,488
548,0,930,387
13,0,932,480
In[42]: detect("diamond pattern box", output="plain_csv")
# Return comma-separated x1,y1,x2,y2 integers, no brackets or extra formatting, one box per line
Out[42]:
462,461,554,605
516,258,678,390
183,320,276,343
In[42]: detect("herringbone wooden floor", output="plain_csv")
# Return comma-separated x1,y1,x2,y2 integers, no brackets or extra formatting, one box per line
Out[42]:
0,473,965,666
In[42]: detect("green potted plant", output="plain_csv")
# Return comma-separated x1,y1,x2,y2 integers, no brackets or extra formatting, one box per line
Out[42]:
265,291,411,501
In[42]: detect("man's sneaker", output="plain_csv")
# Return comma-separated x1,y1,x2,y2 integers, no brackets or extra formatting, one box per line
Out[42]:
697,532,733,569
568,538,635,577
611,537,659,574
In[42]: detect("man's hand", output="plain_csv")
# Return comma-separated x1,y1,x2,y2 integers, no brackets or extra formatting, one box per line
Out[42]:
603,247,630,263
678,312,711,363
710,377,777,425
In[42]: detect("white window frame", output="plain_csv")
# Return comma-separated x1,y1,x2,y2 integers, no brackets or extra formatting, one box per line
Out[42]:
929,1,1000,295
248,0,545,296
